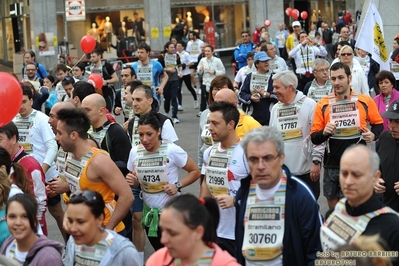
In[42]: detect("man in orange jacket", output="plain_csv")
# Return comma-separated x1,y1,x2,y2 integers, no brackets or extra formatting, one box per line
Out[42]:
310,62,383,209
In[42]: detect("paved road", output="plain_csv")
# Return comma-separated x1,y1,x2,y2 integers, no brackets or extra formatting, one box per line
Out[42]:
29,61,328,261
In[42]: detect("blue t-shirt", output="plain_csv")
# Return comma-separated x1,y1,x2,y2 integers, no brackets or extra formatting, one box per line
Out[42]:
131,59,163,101
0,208,10,247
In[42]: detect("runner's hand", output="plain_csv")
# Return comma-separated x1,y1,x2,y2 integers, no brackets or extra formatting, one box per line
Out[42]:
374,178,386,194
310,163,321,182
361,128,375,143
214,195,234,209
323,122,336,136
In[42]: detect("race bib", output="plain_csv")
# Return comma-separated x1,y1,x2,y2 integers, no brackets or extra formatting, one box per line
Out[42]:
243,206,284,261
15,121,33,152
300,47,314,68
330,101,360,138
132,117,140,146
201,124,213,146
277,105,302,140
190,42,199,55
137,64,153,86
206,154,230,197
64,159,83,193
165,53,177,67
250,72,270,95
136,155,168,194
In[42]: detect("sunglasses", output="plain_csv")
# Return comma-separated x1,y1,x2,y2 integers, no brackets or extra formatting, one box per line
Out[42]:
341,53,353,57
70,190,98,201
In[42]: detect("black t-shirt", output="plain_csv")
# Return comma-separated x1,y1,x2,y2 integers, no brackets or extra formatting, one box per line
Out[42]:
377,131,399,212
93,120,132,176
134,18,145,35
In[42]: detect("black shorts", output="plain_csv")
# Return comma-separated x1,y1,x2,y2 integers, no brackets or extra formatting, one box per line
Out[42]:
189,63,198,70
323,168,344,200
47,193,61,206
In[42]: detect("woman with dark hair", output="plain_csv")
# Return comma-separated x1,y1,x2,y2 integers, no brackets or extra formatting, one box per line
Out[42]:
64,190,140,265
158,41,183,124
0,169,11,246
0,147,31,197
126,112,200,251
197,45,226,113
44,75,57,114
0,194,63,265
146,194,239,265
72,61,88,81
374,70,399,132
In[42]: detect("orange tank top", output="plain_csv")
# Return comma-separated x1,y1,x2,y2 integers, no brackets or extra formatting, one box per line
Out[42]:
79,147,125,232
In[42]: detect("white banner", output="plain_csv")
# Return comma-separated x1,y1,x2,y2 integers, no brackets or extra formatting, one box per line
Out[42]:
65,0,86,22
356,1,389,70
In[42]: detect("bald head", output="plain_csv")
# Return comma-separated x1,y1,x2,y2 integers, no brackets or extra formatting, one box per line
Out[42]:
214,89,238,107
339,145,381,207
82,93,106,109
81,93,108,127
49,102,75,134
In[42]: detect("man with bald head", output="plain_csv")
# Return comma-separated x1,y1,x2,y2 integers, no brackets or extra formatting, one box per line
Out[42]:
214,88,261,138
321,145,399,264
81,94,131,176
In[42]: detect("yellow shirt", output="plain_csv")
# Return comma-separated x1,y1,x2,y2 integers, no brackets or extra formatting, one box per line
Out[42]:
236,109,261,138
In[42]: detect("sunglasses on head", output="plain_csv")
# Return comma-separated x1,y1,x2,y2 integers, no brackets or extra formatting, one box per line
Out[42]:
70,190,97,202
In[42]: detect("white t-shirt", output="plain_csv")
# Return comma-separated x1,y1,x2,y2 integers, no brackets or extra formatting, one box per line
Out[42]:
127,143,187,208
202,143,249,240
161,119,179,143
177,50,192,76
13,110,58,182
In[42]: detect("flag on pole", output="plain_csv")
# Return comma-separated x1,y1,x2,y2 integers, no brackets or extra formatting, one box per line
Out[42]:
356,1,389,70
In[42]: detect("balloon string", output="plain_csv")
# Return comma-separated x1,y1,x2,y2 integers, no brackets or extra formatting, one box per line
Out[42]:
69,54,87,73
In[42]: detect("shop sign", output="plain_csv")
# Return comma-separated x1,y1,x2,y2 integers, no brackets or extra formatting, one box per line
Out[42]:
65,0,86,21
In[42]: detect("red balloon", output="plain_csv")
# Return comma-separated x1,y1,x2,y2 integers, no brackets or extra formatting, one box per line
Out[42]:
88,73,103,90
0,72,23,127
80,35,97,54
264,19,271,28
301,11,308,20
291,9,300,20
285,7,292,16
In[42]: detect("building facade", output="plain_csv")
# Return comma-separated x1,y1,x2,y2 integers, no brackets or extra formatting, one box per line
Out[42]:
0,0,397,69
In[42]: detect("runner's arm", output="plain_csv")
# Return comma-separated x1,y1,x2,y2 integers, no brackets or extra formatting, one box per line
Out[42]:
92,153,134,230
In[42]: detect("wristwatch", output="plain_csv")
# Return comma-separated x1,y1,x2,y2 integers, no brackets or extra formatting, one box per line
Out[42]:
175,181,183,192
312,160,321,165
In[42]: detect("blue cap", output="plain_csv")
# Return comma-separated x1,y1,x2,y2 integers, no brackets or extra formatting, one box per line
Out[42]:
254,51,271,62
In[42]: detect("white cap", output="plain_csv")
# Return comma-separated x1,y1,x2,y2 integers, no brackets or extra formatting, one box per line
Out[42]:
292,21,301,27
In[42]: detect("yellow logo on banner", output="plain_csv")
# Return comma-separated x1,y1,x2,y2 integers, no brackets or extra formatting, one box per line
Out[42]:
373,23,388,62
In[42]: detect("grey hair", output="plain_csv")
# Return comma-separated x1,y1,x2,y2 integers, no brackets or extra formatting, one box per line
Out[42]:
241,126,285,157
312,58,330,70
339,45,354,56
272,70,298,90
342,145,380,175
